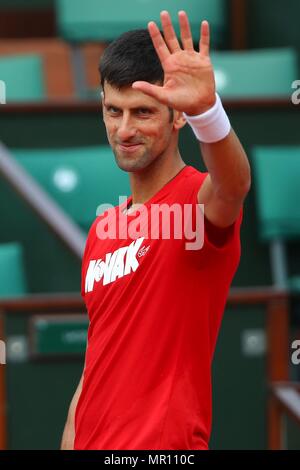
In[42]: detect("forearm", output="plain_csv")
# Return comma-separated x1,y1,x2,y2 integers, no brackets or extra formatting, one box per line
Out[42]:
199,128,251,201
61,374,83,450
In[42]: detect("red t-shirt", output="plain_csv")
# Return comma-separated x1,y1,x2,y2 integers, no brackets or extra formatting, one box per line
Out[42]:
74,165,242,450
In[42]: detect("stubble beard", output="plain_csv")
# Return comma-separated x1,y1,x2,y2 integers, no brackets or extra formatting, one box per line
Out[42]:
112,146,157,173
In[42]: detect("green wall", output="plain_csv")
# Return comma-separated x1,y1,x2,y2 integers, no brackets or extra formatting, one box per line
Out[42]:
247,0,300,50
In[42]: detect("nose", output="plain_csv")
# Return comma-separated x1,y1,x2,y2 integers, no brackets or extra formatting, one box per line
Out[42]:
117,113,137,142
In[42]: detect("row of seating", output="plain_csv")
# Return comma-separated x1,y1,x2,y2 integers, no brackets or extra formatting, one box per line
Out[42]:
0,39,104,100
0,0,226,45
0,46,298,102
0,1,298,101
10,144,300,237
55,0,226,45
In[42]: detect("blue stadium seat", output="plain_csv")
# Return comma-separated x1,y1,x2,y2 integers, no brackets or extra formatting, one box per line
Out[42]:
56,0,226,46
211,48,298,99
0,54,46,102
12,146,131,233
0,242,27,297
252,146,300,291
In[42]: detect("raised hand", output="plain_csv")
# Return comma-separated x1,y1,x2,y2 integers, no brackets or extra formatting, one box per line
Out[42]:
132,10,216,116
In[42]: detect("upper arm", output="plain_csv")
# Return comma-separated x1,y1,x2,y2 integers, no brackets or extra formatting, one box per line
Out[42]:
197,173,245,228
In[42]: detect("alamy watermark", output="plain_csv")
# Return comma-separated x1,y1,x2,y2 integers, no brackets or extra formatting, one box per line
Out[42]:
96,198,205,251
291,339,300,365
0,340,6,365
291,80,300,105
0,80,6,104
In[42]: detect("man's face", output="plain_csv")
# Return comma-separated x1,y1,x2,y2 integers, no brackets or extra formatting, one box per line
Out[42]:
102,82,174,172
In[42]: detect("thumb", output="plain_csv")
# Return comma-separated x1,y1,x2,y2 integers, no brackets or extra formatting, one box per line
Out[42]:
132,81,168,105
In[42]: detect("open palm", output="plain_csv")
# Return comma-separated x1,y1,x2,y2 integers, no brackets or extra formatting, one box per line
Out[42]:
132,11,216,116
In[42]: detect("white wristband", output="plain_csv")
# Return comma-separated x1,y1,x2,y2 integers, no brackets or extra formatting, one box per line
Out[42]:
183,93,231,143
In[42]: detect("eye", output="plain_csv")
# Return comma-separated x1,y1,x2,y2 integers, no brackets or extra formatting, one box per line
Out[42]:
137,108,151,116
107,106,120,115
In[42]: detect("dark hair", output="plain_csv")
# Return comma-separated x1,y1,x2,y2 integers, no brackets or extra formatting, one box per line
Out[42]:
99,29,164,90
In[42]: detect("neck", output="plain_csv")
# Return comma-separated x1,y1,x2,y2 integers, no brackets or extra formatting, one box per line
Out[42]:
129,149,185,206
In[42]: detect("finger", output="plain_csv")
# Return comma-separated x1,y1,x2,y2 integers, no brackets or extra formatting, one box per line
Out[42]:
148,21,170,64
160,10,181,53
199,20,210,56
178,10,194,51
132,81,169,105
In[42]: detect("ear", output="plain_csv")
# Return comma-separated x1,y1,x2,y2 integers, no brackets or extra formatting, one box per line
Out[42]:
173,111,187,131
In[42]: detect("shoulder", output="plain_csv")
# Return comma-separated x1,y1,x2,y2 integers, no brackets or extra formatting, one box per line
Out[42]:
173,166,208,203
183,165,208,186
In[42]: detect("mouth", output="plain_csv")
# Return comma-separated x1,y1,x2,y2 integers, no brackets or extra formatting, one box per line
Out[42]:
118,143,143,153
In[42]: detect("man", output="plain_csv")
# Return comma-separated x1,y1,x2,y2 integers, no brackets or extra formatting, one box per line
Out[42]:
61,11,251,450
